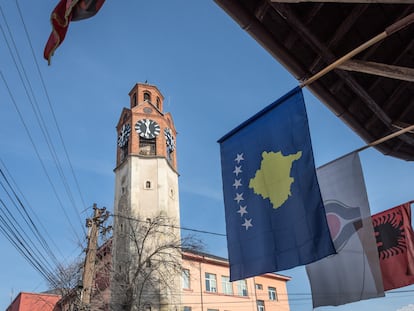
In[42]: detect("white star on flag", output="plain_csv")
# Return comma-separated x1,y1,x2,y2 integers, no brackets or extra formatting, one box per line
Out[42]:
235,153,244,164
234,193,244,204
233,165,242,176
233,179,242,189
237,205,248,217
242,218,253,230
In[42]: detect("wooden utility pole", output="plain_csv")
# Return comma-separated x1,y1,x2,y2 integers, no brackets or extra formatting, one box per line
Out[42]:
81,203,109,309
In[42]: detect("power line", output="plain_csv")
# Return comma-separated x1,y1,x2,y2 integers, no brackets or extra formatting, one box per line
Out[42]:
0,157,65,260
111,213,227,237
0,166,62,269
0,4,86,240
0,199,57,287
0,70,83,245
14,0,89,221
0,162,86,288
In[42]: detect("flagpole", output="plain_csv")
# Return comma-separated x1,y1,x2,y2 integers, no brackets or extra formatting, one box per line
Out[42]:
299,12,414,88
355,124,414,153
318,124,414,169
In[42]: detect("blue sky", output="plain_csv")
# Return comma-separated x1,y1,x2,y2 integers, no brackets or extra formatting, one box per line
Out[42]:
0,1,413,310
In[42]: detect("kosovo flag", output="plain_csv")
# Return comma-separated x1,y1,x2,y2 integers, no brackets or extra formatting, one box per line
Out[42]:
218,87,335,281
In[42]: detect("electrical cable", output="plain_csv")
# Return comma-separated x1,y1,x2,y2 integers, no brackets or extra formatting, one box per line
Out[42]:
111,213,227,237
0,157,65,260
0,70,83,246
15,0,88,234
0,5,86,240
0,167,62,269
0,200,57,286
0,184,56,275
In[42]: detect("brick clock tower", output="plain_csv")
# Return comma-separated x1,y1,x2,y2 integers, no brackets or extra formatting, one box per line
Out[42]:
111,83,181,311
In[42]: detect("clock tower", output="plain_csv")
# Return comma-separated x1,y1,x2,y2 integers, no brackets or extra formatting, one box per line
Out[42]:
111,83,181,311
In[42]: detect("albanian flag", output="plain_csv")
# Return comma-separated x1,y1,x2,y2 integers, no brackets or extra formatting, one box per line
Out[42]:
44,0,105,64
372,201,414,291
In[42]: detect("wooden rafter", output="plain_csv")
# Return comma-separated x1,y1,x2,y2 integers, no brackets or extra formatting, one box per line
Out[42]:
338,60,414,82
309,4,369,73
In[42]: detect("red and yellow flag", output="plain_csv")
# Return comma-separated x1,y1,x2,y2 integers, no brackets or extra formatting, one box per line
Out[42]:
44,0,105,64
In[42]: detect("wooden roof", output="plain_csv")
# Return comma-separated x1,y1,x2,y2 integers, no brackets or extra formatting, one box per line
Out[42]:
215,0,414,161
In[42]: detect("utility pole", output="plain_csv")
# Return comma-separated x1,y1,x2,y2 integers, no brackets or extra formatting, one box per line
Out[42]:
81,203,110,310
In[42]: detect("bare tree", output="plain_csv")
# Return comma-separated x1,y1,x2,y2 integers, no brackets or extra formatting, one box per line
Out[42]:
46,259,84,310
47,260,82,295
110,212,203,311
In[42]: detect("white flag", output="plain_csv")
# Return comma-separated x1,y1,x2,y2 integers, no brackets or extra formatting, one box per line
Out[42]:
306,152,384,307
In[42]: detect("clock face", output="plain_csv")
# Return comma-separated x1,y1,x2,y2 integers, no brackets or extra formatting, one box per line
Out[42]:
118,123,131,147
164,128,175,151
135,119,160,139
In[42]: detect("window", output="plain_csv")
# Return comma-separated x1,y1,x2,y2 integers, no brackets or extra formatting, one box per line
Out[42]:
205,273,217,292
257,300,265,311
144,92,151,102
207,309,218,311
221,276,233,295
182,269,190,289
132,93,137,107
156,97,161,109
145,181,151,189
120,143,128,161
139,138,156,155
255,283,263,290
268,287,277,301
123,113,129,122
183,307,191,311
237,280,248,296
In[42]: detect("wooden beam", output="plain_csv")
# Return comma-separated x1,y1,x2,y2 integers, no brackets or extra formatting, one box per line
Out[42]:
271,0,413,3
393,121,414,134
338,60,414,82
309,4,369,73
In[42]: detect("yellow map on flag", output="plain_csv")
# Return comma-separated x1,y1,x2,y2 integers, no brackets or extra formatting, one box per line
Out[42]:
249,151,302,209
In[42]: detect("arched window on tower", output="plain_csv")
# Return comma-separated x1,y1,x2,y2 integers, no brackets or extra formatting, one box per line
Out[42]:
156,97,161,109
143,92,151,102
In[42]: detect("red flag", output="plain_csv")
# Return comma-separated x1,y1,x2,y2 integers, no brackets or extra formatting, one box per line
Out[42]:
44,0,105,64
372,202,414,291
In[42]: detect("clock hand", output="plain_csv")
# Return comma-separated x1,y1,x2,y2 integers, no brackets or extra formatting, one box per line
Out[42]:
145,119,150,136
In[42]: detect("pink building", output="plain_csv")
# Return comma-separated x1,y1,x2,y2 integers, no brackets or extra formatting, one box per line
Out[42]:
87,242,291,311
6,292,61,311
181,251,291,311
88,247,291,311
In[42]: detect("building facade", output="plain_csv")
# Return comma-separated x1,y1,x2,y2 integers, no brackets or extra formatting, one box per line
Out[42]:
6,292,61,311
181,251,291,311
89,245,291,311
